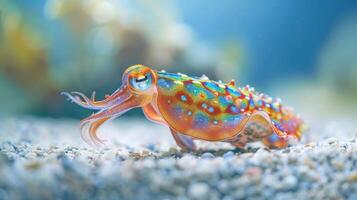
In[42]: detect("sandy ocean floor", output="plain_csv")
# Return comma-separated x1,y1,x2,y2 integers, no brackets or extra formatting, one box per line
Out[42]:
0,116,356,200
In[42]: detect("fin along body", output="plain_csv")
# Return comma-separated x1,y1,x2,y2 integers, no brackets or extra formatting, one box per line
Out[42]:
62,64,306,151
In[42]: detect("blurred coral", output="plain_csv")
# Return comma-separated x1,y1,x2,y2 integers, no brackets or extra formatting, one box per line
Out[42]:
0,0,243,117
317,13,357,98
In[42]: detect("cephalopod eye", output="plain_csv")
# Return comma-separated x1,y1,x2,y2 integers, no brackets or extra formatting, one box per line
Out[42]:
129,73,153,91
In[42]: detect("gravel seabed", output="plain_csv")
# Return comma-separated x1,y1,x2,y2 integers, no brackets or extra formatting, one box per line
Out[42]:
0,117,356,200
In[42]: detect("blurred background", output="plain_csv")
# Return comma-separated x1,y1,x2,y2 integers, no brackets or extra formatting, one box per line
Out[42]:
0,0,356,120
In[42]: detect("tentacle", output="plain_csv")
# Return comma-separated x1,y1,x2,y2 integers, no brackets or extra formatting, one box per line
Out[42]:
61,91,94,109
142,103,167,125
61,85,130,110
88,116,110,145
79,110,111,146
79,95,138,146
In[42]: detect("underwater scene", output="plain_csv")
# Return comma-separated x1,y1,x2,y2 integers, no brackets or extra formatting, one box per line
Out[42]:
0,1,356,199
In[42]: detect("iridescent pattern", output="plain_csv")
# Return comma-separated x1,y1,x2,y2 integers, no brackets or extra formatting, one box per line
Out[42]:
193,112,209,128
65,64,306,150
202,82,225,94
157,78,173,89
156,68,305,148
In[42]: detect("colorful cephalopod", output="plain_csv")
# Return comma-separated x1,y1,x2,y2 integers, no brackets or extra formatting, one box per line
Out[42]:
62,64,305,150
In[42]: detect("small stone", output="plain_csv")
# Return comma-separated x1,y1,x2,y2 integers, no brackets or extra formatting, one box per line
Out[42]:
348,193,357,200
233,188,246,199
251,148,271,163
0,152,13,166
145,143,156,151
177,155,197,170
245,167,262,183
283,175,298,190
201,152,215,159
223,151,234,159
188,182,210,199
217,180,230,192
327,137,338,145
0,117,356,199
282,149,290,153
347,173,357,183
221,195,234,200
24,161,43,170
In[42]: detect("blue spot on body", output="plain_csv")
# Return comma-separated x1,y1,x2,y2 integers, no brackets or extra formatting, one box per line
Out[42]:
204,82,224,93
186,83,215,99
272,103,280,112
181,95,187,102
218,96,231,106
194,113,209,128
240,100,248,109
158,72,182,79
249,99,255,108
204,90,216,99
186,84,201,96
255,99,263,107
230,105,239,113
223,115,245,126
201,103,208,109
174,106,184,116
273,121,285,132
227,86,241,97
208,107,214,113
268,133,280,142
158,78,173,89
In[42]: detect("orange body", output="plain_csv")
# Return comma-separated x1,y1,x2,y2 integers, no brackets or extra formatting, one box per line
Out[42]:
63,65,305,150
